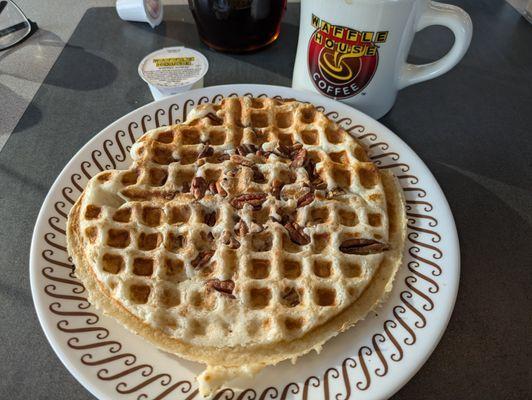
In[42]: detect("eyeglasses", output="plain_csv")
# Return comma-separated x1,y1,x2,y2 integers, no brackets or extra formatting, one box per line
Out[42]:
0,0,38,51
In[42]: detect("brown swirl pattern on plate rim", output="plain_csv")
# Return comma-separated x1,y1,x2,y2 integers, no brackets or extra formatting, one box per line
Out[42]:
37,92,446,399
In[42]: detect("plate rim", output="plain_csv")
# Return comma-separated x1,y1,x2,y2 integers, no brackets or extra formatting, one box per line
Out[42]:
30,83,460,400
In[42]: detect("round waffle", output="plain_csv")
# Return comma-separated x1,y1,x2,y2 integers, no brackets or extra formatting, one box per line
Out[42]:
67,97,406,395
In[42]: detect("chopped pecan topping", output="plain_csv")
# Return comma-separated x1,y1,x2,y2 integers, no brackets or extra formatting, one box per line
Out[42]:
304,159,317,177
281,287,300,307
216,182,227,197
296,191,314,207
204,211,216,227
251,127,265,135
252,166,266,183
290,148,307,169
230,192,267,209
234,220,249,237
256,149,273,158
311,178,327,191
277,143,303,159
208,181,227,197
284,222,310,245
271,208,295,226
198,144,214,159
205,279,236,298
304,159,326,189
277,144,293,158
191,250,214,269
291,143,304,151
236,143,258,156
339,239,389,255
221,230,240,249
191,176,207,200
231,154,255,167
214,153,230,162
206,112,223,125
271,179,284,200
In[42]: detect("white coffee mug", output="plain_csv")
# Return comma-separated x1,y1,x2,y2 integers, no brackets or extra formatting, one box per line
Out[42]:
292,0,473,119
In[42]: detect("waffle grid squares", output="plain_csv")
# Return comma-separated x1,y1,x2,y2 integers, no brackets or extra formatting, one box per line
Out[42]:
76,97,390,347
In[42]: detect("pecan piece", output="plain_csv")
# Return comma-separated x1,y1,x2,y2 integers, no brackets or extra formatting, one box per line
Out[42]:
277,143,303,159
206,112,223,125
204,211,216,227
281,287,300,307
221,230,240,249
230,192,267,209
291,143,304,152
277,143,303,158
284,222,310,245
290,148,307,168
339,239,389,255
297,191,314,207
216,181,227,197
231,154,255,167
277,143,293,158
251,127,266,136
191,250,214,269
304,158,318,178
305,160,326,190
271,179,284,200
214,153,230,162
311,178,327,191
256,149,273,158
205,279,236,299
191,176,207,200
198,144,214,159
252,166,266,183
236,143,258,156
209,181,227,197
234,220,249,237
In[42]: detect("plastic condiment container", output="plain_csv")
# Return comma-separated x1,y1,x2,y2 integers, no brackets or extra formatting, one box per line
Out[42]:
138,47,209,101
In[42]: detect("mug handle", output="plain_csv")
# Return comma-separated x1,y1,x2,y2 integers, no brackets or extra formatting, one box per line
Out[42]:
398,1,472,89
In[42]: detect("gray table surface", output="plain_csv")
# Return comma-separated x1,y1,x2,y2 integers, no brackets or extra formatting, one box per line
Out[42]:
1,2,531,399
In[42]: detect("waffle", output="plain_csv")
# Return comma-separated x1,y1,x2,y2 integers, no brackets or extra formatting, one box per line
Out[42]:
67,97,406,395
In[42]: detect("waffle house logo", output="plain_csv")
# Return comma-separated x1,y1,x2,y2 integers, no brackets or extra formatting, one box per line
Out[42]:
308,15,388,99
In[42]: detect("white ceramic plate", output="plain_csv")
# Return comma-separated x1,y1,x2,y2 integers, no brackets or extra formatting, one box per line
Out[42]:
30,84,459,400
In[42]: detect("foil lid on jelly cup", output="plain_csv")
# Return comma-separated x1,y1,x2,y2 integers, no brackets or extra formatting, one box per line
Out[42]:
138,47,209,94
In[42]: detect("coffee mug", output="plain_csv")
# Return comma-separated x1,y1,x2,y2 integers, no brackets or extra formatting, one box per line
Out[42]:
292,0,473,118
